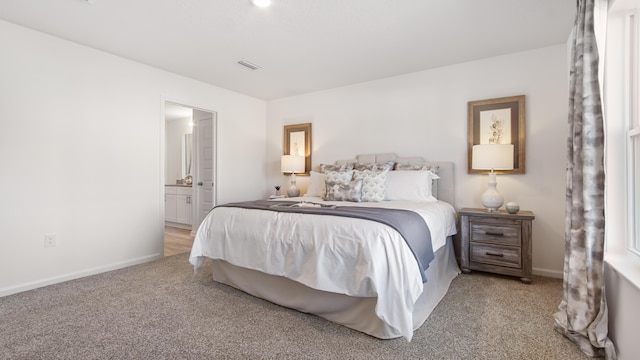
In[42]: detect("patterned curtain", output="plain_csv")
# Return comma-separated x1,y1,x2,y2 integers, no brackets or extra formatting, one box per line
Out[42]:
553,0,615,358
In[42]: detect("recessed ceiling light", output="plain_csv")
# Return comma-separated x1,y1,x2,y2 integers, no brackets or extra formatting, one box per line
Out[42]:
251,0,271,8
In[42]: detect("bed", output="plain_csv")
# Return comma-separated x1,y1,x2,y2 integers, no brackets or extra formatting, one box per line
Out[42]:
189,153,460,341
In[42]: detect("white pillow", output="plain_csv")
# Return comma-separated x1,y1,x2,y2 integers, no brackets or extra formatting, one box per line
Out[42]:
384,170,439,202
305,171,326,197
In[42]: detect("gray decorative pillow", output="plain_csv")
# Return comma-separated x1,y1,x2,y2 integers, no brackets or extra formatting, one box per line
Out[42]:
354,161,395,172
323,170,354,183
323,179,363,202
353,168,390,202
319,163,355,173
394,163,440,175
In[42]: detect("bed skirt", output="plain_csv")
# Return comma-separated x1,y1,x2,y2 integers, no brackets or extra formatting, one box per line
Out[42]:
208,237,460,340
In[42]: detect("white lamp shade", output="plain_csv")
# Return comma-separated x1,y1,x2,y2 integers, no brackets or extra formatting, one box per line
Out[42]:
281,155,305,173
472,144,514,171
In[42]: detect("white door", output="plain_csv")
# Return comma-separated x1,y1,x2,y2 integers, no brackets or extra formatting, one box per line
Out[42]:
193,110,216,231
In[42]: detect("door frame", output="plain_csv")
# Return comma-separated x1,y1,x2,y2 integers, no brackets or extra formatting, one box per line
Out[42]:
160,98,218,252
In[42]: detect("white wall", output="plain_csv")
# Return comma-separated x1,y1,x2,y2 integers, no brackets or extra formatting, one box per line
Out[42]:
267,44,569,277
0,20,266,296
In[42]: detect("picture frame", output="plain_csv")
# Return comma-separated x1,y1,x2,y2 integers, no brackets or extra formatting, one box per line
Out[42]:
467,95,526,174
283,123,312,175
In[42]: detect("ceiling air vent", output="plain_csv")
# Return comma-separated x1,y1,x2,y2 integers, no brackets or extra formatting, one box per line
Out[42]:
236,59,262,71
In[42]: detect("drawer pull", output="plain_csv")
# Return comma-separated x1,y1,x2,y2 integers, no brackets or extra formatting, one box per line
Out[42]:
485,252,505,257
485,231,504,236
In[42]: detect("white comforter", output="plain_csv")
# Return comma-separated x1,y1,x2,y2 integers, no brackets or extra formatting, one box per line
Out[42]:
189,197,457,341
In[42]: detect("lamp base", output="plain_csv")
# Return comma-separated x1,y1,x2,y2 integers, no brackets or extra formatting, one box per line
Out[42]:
480,172,504,211
287,173,300,197
287,186,300,197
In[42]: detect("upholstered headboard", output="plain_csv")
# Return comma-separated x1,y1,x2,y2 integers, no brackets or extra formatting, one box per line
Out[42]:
334,153,455,205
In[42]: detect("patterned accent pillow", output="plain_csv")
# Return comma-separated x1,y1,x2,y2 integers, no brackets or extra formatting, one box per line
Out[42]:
323,170,354,183
394,163,440,175
353,168,391,202
354,161,395,172
323,179,363,202
319,163,355,173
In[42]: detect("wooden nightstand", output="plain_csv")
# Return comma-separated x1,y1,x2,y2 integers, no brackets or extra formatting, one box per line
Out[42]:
459,208,535,283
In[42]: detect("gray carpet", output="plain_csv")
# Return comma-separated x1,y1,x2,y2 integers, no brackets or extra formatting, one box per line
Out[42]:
0,254,588,360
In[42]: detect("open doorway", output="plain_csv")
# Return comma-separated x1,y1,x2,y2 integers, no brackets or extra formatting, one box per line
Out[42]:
163,101,217,257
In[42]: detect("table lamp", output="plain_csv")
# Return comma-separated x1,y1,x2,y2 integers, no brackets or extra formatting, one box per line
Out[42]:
472,144,514,211
281,155,305,197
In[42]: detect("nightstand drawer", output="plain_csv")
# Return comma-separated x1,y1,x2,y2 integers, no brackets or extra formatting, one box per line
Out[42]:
470,223,521,246
470,243,521,268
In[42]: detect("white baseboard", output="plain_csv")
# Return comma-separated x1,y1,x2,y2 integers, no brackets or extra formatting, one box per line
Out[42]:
533,267,563,279
0,254,162,298
165,221,192,231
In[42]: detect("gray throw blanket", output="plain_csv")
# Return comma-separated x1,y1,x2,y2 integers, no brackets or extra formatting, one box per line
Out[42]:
218,200,434,283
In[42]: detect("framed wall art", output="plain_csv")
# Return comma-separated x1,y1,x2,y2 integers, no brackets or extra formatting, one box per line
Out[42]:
467,95,526,174
283,123,312,175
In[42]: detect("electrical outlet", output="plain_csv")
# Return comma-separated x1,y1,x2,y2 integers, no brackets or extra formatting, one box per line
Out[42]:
44,233,56,248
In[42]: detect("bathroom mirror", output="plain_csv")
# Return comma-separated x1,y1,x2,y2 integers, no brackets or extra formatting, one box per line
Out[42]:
182,133,192,179
165,102,194,185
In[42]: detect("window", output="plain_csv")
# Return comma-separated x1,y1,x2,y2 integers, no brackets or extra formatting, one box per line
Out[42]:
627,10,640,255
604,0,640,290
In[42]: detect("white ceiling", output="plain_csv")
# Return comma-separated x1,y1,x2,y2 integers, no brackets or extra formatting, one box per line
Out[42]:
0,0,576,100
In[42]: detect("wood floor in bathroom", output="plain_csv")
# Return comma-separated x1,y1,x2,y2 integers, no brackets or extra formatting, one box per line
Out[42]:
164,226,194,257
